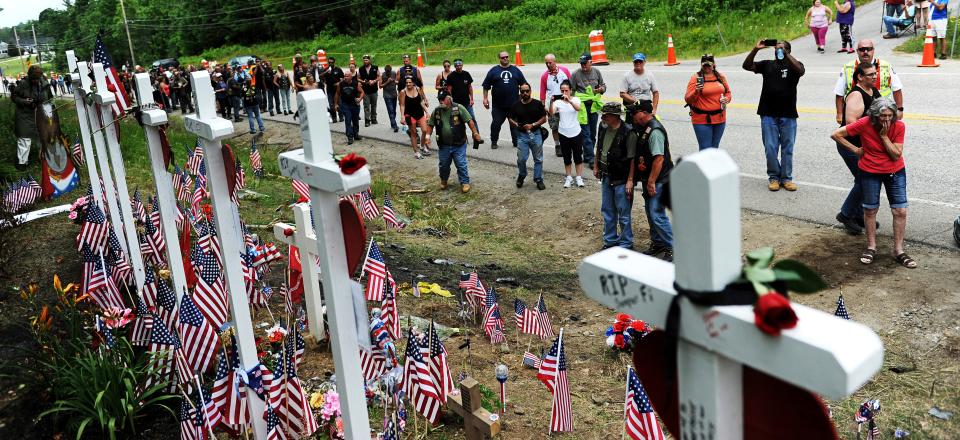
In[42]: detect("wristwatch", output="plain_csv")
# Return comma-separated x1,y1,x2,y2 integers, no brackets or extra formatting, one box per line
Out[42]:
897,107,904,111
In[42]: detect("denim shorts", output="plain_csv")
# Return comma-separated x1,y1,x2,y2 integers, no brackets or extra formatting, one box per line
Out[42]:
861,168,908,210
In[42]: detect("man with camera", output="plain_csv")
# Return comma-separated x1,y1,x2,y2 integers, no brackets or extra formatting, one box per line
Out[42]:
12,65,53,171
742,39,805,192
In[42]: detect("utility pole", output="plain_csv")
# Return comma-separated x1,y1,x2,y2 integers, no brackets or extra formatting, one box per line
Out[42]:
13,27,26,73
119,0,137,66
31,24,42,66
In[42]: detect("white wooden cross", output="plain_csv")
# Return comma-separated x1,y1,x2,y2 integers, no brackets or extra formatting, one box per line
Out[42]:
278,89,371,439
272,203,326,341
579,149,884,439
184,71,268,439
90,62,147,289
71,57,126,255
131,73,189,302
65,50,105,210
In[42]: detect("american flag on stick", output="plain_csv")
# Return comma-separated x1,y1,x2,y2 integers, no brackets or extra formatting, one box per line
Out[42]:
93,33,131,116
382,193,406,230
177,292,219,375
522,351,541,369
360,189,380,220
292,179,310,200
362,240,396,301
359,347,386,381
77,201,110,253
279,339,318,437
146,312,180,392
211,335,250,426
402,329,443,424
426,321,454,399
624,366,665,440
179,398,205,440
835,294,850,320
381,283,400,340
535,292,556,338
72,136,84,167
186,139,204,175
537,328,572,433
193,248,229,328
250,142,264,178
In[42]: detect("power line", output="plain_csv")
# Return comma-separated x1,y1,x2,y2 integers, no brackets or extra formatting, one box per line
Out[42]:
127,0,304,23
127,0,363,28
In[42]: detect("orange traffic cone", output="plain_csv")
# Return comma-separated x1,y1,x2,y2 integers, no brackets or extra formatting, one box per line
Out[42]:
588,30,610,65
918,24,940,67
664,34,680,66
514,42,524,66
316,49,328,68
417,47,425,68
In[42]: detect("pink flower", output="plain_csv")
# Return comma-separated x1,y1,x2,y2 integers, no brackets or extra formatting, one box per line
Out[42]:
68,211,78,220
102,307,133,329
321,390,341,419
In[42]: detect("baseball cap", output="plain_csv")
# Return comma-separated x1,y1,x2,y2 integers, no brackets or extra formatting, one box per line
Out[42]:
578,53,592,64
362,54,371,60
700,53,716,65
453,59,464,66
632,53,647,62
402,54,411,59
627,100,654,115
437,90,451,101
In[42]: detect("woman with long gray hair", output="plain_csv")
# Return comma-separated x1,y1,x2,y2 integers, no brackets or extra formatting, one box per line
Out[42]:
831,98,915,268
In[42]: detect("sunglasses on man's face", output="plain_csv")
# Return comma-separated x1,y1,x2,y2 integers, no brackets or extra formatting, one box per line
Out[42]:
500,56,509,59
520,90,531,94
858,47,874,52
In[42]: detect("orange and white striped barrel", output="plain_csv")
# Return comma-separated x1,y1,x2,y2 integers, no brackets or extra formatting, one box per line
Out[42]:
588,30,610,65
316,49,328,68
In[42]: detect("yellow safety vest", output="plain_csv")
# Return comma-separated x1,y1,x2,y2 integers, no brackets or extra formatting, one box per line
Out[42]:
842,59,894,98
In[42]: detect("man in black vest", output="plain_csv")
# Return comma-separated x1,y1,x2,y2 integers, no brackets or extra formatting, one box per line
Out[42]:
425,90,483,193
593,102,636,250
628,100,675,261
334,71,364,144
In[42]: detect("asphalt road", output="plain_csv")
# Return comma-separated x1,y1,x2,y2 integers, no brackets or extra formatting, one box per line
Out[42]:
260,1,960,248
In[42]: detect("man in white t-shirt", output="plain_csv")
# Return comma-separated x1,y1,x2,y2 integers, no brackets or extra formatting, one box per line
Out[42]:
540,53,571,156
619,53,659,113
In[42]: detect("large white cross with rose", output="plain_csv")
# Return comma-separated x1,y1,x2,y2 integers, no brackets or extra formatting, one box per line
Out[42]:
579,149,884,438
277,89,372,438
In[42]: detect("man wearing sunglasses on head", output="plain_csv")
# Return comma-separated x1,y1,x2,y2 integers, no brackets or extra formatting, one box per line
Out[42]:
833,39,903,125
540,54,571,156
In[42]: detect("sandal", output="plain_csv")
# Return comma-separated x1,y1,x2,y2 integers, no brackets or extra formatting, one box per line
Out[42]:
894,252,918,269
860,248,876,265
414,153,423,160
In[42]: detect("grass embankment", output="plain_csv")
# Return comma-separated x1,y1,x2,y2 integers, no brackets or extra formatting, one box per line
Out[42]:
896,16,959,58
184,1,813,67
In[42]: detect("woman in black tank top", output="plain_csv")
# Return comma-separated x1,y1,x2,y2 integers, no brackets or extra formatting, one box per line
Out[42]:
842,64,881,139
399,77,430,158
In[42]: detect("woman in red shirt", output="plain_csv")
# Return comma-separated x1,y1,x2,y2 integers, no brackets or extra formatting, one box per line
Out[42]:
831,98,915,268
685,54,732,150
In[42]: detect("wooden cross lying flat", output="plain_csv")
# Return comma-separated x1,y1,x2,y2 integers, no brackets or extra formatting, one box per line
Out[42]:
446,377,501,440
277,89,371,438
273,202,326,341
579,149,883,439
184,71,268,439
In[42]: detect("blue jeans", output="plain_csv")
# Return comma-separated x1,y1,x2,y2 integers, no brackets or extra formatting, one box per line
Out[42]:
231,96,243,119
885,4,904,19
693,123,726,150
384,96,398,129
580,110,599,164
438,143,470,184
280,88,291,113
516,131,544,181
340,101,360,138
267,88,280,113
642,182,674,248
837,144,864,221
761,116,796,182
862,168,908,209
883,16,907,35
245,105,264,132
600,177,634,248
491,106,517,146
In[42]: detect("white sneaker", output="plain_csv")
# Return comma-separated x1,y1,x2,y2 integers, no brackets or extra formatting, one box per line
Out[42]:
563,175,573,188
575,176,585,187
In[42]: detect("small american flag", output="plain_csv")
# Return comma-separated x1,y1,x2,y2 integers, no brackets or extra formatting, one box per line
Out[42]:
427,321,454,399
624,367,665,440
77,201,110,253
535,292,556,338
186,139,205,175
194,386,223,433
459,272,485,311
360,347,386,381
132,190,146,223
93,33,131,115
835,294,850,320
360,190,380,220
95,315,116,348
381,283,400,340
130,294,154,346
72,136,84,167
264,403,285,440
147,312,180,391
382,194,405,230
363,241,395,301
515,298,539,335
177,292,219,375
279,343,318,437
250,143,264,178
292,179,310,200
538,330,572,432
402,329,443,424
484,303,506,344
211,335,250,426
177,169,192,202
179,398,204,440
193,248,229,328
523,351,541,369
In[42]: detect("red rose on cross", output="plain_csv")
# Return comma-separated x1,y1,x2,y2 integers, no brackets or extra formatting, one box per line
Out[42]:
753,292,799,336
337,152,367,175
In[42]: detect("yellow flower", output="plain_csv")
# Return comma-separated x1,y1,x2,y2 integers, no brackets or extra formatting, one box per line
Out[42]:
158,269,171,281
309,391,325,409
53,274,62,292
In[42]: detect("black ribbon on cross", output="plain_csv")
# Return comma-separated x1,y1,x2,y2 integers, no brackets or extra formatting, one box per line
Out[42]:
661,280,789,409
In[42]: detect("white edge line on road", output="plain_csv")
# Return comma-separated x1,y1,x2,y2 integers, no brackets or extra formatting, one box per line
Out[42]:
739,172,960,209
